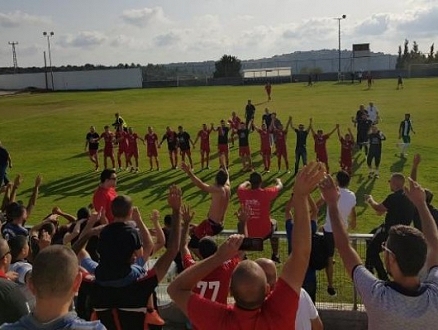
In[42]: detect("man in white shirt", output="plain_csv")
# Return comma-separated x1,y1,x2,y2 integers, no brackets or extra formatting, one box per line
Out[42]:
366,102,379,124
320,171,356,296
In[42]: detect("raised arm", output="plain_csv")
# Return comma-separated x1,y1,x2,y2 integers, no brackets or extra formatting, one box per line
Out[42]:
63,218,87,245
410,154,421,181
180,204,194,257
280,162,325,294
0,183,12,212
348,128,355,144
404,178,438,269
320,175,362,277
364,194,387,215
150,210,166,255
52,206,77,223
327,124,339,137
307,118,313,132
8,175,23,207
286,116,293,132
131,207,154,262
26,175,42,219
337,126,342,141
153,185,182,282
181,162,220,193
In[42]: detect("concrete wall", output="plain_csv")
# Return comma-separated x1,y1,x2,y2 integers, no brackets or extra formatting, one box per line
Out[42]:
0,68,142,91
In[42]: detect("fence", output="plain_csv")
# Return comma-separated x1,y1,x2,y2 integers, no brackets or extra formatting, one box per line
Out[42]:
155,230,373,312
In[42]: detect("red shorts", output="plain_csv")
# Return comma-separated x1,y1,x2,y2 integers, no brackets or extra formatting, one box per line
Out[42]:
200,143,210,153
117,148,125,156
340,156,352,170
89,149,98,156
181,149,191,157
261,148,271,156
316,152,328,163
147,146,158,157
218,144,229,154
277,147,287,158
127,149,138,158
188,218,224,249
239,146,250,157
104,148,113,157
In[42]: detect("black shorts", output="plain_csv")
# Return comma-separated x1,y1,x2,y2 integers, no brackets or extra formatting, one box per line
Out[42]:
323,230,335,257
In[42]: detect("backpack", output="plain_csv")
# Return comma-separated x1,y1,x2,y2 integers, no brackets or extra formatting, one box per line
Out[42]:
309,232,329,270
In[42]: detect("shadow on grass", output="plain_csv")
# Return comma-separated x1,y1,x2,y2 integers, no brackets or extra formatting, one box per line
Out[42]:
390,155,407,173
64,152,89,160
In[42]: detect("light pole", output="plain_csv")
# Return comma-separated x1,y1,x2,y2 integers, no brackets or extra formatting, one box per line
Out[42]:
43,31,55,90
334,15,346,80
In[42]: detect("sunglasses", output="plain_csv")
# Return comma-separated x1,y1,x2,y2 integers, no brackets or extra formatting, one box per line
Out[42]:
381,242,396,257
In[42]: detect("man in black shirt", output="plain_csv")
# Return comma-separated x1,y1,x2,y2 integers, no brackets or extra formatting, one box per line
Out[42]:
214,120,231,168
0,141,12,187
367,126,386,178
176,126,194,169
85,126,100,171
245,100,256,131
159,126,178,169
291,118,311,175
352,112,373,155
364,173,415,280
235,122,252,171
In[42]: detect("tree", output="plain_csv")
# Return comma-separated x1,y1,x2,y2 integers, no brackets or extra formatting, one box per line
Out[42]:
213,54,241,78
396,45,403,69
428,43,435,63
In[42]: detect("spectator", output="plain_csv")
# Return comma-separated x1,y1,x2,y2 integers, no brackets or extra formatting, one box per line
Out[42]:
237,172,283,262
168,162,325,330
92,169,117,223
255,258,323,330
398,113,415,158
0,141,12,187
364,173,415,280
245,100,256,131
320,174,438,329
0,237,30,325
366,102,379,124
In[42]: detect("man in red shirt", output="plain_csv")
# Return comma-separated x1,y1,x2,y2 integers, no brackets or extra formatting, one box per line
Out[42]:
265,82,272,101
92,169,118,223
228,112,242,148
310,123,338,173
99,126,115,169
126,127,143,173
168,162,326,330
271,116,292,173
237,172,283,262
115,128,129,171
254,122,272,172
193,123,213,170
337,127,355,175
144,126,160,171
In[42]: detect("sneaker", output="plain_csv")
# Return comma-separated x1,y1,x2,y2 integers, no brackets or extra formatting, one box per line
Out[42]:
135,168,139,173
327,286,337,296
374,173,380,178
368,172,374,179
145,309,165,326
271,254,281,263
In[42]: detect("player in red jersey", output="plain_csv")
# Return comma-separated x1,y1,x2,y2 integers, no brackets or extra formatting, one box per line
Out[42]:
265,82,272,101
228,112,242,148
193,123,213,170
159,126,178,169
98,125,115,169
309,123,338,173
115,128,129,171
337,126,355,175
126,127,144,173
271,116,292,173
144,126,160,171
254,122,272,172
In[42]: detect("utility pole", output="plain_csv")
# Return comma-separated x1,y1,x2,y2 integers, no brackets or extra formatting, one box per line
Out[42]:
8,41,18,73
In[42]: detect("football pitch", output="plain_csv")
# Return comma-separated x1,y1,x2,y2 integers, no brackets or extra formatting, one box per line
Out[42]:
1,77,437,233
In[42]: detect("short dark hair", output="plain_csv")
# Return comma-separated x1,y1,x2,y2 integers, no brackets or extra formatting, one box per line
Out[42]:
164,214,172,227
336,170,351,188
387,225,427,276
76,207,90,220
249,172,262,189
8,235,28,262
5,202,26,221
199,237,218,259
215,169,228,186
100,169,116,183
111,195,132,218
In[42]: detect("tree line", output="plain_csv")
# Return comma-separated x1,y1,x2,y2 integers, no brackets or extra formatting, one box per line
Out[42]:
396,39,438,69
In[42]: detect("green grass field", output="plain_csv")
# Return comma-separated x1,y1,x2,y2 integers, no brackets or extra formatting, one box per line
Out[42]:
1,78,438,234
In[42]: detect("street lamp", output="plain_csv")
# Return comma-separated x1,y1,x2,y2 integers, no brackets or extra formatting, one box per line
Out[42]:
334,15,346,80
43,31,55,90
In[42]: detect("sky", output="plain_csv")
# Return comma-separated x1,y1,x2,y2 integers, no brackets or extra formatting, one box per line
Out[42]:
0,0,437,68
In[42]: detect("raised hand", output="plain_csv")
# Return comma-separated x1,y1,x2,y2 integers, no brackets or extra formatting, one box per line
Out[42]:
216,234,244,261
167,185,182,211
319,175,340,205
181,204,194,227
293,161,326,197
404,177,426,207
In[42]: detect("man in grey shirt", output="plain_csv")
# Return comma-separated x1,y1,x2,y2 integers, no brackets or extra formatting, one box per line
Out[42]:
319,173,438,329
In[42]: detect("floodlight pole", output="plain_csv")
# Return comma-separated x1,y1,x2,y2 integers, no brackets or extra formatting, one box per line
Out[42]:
8,41,18,73
335,15,346,81
43,31,55,90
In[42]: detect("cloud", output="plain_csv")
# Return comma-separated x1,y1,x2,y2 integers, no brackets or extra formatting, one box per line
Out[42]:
396,5,438,35
354,14,390,36
59,31,107,49
154,32,181,47
121,7,169,27
0,11,50,28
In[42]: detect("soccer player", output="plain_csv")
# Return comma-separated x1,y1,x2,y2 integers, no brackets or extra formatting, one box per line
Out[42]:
271,116,292,173
245,99,256,131
177,126,195,169
99,126,115,170
310,123,338,172
397,74,404,89
398,113,415,158
92,169,117,223
159,126,178,169
234,121,252,171
228,112,241,148
264,82,272,101
85,126,100,171
112,112,127,132
367,125,386,178
213,120,231,168
290,118,312,175
126,127,143,173
337,126,355,175
366,71,373,89
193,123,213,170
115,127,129,171
144,126,160,171
254,122,272,172
352,111,373,155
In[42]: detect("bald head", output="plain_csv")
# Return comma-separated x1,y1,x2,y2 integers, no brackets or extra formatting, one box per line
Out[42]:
230,260,269,310
255,258,277,291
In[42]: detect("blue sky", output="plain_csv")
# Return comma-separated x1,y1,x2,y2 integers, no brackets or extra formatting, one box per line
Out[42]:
1,0,437,67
